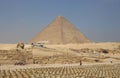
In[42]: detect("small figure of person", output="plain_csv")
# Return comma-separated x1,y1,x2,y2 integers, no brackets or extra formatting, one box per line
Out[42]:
109,58,112,63
31,43,34,48
80,60,82,66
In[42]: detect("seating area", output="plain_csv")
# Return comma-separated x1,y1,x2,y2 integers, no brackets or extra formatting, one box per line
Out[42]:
0,63,120,78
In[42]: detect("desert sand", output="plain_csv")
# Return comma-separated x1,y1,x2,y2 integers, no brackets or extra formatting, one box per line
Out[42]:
0,42,120,78
0,42,120,64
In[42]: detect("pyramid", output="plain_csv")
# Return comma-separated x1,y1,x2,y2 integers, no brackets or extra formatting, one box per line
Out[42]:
30,16,91,44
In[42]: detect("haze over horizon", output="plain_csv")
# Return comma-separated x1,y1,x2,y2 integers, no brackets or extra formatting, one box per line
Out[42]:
0,0,120,43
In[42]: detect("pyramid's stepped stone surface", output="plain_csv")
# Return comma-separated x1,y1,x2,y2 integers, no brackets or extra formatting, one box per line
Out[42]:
30,16,90,44
0,50,33,64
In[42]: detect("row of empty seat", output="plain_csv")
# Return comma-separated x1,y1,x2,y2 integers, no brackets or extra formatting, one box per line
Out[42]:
0,63,120,78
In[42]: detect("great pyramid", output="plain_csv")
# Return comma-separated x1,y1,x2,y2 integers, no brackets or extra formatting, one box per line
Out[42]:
30,16,90,44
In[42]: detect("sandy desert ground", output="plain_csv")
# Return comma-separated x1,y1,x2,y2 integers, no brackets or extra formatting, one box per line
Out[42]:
0,42,120,65
0,42,120,78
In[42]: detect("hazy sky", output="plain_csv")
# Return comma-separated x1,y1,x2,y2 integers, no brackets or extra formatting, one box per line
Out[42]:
0,0,120,43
